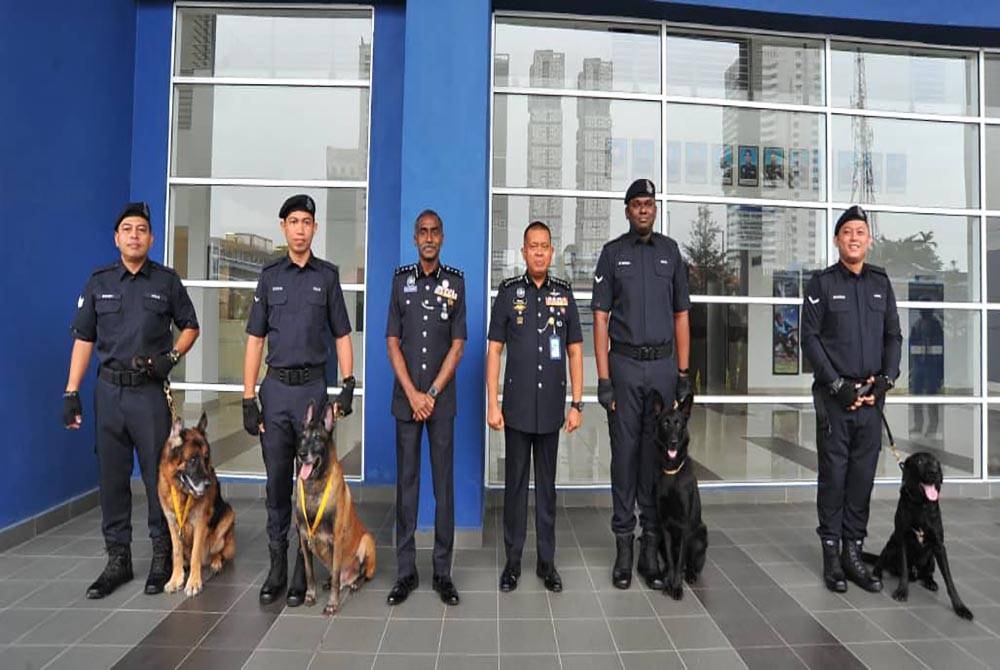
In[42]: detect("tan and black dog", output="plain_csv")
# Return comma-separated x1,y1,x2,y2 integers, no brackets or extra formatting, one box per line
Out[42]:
158,413,236,596
294,400,376,614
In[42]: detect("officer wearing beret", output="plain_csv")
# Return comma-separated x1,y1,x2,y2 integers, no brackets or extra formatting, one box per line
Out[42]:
802,205,901,594
487,221,584,593
592,179,692,590
63,202,200,599
385,210,466,606
242,194,355,605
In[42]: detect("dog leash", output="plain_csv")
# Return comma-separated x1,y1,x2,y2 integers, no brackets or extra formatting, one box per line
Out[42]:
171,485,193,537
163,380,178,423
298,471,335,540
874,403,905,469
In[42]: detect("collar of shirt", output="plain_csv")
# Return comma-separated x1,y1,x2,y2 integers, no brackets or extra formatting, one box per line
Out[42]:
834,261,868,279
520,272,552,290
281,253,320,273
117,259,152,280
624,229,657,246
412,262,443,280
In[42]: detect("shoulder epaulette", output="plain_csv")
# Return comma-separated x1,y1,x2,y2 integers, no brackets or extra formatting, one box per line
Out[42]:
499,275,526,290
147,259,180,277
819,264,839,275
395,263,417,276
440,263,464,277
261,257,284,271
313,257,340,273
549,275,572,290
867,264,888,276
91,262,118,276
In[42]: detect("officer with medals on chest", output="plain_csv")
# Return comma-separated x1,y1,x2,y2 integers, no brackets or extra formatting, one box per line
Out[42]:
487,221,584,593
592,179,692,591
241,194,356,606
385,210,466,606
802,205,901,594
63,202,200,599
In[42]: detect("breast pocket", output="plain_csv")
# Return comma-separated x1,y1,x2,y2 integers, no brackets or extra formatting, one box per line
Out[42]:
94,295,123,339
267,290,288,328
307,288,326,307
868,294,886,330
95,296,122,315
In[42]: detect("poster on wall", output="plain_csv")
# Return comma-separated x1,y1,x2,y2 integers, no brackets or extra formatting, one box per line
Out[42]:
772,270,800,298
772,304,800,375
686,142,708,184
711,144,733,185
763,147,784,188
737,145,759,187
788,148,809,190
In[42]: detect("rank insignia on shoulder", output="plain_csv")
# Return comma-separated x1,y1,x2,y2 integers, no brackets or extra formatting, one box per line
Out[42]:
440,263,463,277
395,264,417,276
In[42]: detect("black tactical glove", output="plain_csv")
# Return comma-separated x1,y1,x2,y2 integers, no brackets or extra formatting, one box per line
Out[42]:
334,376,357,417
62,391,82,427
597,378,614,412
829,377,859,409
872,375,893,401
676,369,693,403
242,397,262,436
148,350,179,382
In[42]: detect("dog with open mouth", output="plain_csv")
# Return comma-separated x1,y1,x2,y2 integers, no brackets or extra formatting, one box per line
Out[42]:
293,400,376,615
652,392,708,600
864,451,973,620
158,413,236,596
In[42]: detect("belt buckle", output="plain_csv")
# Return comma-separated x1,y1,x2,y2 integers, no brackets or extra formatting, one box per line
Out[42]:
288,369,303,385
639,346,653,361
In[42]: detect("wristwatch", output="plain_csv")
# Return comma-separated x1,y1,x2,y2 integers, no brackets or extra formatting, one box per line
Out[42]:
168,348,181,365
428,385,439,399
570,401,584,412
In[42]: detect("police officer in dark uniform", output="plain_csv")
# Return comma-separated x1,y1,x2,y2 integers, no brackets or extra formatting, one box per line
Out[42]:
592,179,692,590
241,194,355,605
802,205,901,594
487,221,584,593
385,209,466,606
63,202,200,599
909,304,944,435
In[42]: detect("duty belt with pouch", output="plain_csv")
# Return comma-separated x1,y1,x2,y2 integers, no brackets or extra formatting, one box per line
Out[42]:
610,341,671,361
99,366,152,387
267,365,326,386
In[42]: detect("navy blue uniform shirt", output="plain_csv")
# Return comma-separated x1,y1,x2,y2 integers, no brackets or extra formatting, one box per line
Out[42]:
488,273,583,435
71,260,199,369
590,230,691,346
386,263,467,421
245,254,352,368
801,262,902,385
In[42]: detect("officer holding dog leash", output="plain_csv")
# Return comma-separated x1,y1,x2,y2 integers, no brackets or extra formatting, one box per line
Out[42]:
802,205,902,594
63,201,200,599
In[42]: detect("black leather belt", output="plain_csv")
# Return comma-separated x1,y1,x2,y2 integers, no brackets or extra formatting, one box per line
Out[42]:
267,365,325,386
99,367,152,387
610,342,671,361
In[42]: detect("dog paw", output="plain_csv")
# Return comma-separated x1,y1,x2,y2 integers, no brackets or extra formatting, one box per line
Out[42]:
323,600,340,616
920,578,939,592
684,572,698,585
349,581,362,592
664,583,683,600
955,604,974,620
891,588,909,602
305,589,316,606
210,559,223,574
184,578,203,596
164,575,185,593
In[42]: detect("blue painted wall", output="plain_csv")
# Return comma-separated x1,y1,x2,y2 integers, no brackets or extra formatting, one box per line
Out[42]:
0,0,137,529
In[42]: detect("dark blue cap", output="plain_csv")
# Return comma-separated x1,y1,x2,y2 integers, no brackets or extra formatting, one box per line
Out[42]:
115,202,151,230
624,179,656,204
279,194,316,220
835,205,868,235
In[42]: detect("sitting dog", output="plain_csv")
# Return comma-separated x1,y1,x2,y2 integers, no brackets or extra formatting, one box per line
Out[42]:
865,452,972,620
294,400,376,614
158,413,236,596
652,392,707,600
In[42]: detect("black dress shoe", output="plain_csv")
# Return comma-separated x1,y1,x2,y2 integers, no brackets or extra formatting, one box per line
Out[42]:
87,544,133,599
499,563,520,592
144,536,172,595
286,548,307,607
259,542,288,605
537,563,562,593
386,574,418,606
433,574,460,606
612,533,634,590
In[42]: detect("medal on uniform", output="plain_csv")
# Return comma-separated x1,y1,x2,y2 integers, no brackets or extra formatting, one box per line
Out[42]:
440,297,449,321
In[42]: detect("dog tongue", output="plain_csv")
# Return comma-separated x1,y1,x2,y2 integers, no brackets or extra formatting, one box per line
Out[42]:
299,462,314,481
668,449,678,459
922,484,939,502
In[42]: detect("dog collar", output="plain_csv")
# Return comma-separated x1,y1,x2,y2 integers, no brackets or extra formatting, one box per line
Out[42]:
170,485,193,537
298,470,335,540
663,459,686,476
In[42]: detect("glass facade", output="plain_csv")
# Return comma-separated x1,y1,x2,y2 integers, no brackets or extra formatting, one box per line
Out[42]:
167,6,372,478
491,17,999,487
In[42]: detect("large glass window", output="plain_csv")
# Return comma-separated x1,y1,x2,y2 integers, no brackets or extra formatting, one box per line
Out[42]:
168,7,372,479
490,15,996,487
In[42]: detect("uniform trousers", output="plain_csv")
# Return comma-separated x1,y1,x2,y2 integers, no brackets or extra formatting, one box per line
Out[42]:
503,427,559,567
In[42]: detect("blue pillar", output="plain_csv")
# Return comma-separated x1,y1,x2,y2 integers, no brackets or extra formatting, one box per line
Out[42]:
398,0,491,535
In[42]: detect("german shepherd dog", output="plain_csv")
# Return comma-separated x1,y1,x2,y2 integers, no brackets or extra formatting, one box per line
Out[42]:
158,413,236,596
294,400,376,614
652,392,708,600
865,452,973,619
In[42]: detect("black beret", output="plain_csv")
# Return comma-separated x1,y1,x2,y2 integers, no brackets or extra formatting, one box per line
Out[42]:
115,202,150,230
624,178,656,204
834,205,868,235
279,194,316,220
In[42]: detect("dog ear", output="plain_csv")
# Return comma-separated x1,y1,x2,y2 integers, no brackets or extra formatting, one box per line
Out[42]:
324,401,336,432
304,399,316,426
197,411,208,435
678,393,694,418
651,390,664,416
168,417,183,442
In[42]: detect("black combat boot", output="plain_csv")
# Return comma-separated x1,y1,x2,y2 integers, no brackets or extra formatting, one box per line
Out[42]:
286,548,307,607
821,538,847,593
612,533,634,589
145,535,173,595
841,538,882,593
636,530,665,590
259,541,288,604
87,544,134,599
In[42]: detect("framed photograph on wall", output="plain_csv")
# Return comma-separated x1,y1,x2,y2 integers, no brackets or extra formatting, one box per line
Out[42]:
686,142,708,184
737,145,759,187
772,304,800,375
788,148,809,190
763,146,784,188
772,270,800,299
716,144,733,186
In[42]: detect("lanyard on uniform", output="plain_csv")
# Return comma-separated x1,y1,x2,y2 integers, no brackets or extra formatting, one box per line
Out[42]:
298,470,335,540
171,485,193,537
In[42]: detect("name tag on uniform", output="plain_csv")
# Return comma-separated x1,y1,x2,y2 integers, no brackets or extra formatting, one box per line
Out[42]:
549,334,562,361
617,260,631,266
832,294,845,300
434,285,458,301
545,296,568,307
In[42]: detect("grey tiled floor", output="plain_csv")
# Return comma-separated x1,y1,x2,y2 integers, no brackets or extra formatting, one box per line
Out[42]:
1,496,999,669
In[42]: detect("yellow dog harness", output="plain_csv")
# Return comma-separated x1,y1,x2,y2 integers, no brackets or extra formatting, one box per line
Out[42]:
298,470,335,540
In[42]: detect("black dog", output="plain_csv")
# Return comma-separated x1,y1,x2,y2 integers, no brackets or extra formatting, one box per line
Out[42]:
652,392,707,600
865,452,972,620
